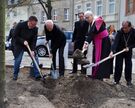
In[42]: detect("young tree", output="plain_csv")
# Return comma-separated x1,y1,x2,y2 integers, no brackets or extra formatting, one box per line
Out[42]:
0,0,6,107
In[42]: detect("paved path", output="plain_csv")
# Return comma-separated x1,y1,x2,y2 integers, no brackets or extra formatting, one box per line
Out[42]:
5,50,135,73
5,50,74,70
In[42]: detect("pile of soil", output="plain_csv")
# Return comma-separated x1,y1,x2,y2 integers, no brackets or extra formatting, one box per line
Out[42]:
5,67,135,108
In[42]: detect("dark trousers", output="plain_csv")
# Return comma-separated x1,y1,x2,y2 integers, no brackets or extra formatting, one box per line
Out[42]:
73,42,86,74
52,43,66,76
114,50,132,83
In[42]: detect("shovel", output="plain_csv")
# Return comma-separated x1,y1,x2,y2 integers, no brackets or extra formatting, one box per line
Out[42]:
26,44,46,81
83,48,126,68
45,43,59,79
72,48,87,59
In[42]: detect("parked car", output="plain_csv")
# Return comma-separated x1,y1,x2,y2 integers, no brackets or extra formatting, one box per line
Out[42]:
36,31,73,57
5,31,74,57
36,35,49,57
64,31,74,56
5,36,12,50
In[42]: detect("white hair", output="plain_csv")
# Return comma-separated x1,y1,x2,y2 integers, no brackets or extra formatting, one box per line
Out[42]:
84,11,93,17
45,20,54,26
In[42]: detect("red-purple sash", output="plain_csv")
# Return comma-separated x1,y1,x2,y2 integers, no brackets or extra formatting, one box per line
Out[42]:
92,29,108,77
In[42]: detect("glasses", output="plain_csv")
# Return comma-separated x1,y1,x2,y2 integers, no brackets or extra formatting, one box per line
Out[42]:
85,16,89,19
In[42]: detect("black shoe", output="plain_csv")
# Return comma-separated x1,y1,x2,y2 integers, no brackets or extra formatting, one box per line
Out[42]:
35,75,41,80
13,76,17,80
60,74,64,77
127,82,133,87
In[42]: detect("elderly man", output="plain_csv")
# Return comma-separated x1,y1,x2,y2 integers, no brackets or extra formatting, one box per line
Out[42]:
13,16,41,80
44,20,66,76
82,11,112,80
110,21,135,86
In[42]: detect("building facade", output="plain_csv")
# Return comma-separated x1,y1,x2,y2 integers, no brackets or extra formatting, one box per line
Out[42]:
6,0,122,35
120,0,135,28
6,0,74,35
74,0,120,30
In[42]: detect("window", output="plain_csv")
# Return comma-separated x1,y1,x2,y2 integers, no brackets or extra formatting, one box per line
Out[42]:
11,0,15,4
86,3,92,11
64,8,69,21
126,0,135,15
96,0,103,16
108,0,115,14
53,9,57,21
41,11,45,23
77,5,82,13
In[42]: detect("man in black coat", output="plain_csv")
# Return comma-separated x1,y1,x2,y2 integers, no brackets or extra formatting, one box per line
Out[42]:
72,12,89,74
7,22,17,57
44,20,66,76
13,16,41,80
110,21,135,86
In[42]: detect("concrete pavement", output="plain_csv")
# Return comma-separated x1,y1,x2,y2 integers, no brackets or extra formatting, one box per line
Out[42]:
5,50,135,73
5,50,73,70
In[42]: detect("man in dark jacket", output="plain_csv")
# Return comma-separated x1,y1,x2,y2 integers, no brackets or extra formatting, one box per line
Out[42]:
7,22,17,57
71,12,89,74
44,20,66,76
110,21,135,86
13,16,41,80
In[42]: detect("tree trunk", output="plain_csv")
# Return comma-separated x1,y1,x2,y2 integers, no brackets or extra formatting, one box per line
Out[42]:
0,0,6,107
38,0,52,19
47,0,52,19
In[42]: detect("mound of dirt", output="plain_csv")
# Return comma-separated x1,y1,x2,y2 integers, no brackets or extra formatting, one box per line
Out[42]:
5,67,135,108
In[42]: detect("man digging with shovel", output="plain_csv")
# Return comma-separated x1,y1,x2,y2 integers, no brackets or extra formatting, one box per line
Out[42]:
13,16,41,80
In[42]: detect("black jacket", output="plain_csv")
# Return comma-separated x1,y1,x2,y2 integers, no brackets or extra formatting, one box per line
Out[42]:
112,28,135,53
7,28,15,46
72,20,89,44
14,21,38,56
44,24,66,49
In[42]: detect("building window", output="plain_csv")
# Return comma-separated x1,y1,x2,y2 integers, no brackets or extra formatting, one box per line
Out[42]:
64,8,69,21
11,0,15,4
86,3,92,11
41,11,45,23
126,0,135,15
53,9,57,21
96,0,103,16
77,5,82,13
108,0,115,14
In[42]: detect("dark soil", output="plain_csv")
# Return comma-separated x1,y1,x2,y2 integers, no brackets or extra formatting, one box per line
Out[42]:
5,67,135,108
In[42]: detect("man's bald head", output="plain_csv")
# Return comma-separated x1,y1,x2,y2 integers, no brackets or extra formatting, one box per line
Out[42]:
45,20,54,31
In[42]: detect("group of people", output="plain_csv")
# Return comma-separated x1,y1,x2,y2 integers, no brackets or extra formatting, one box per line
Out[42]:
7,11,135,87
8,16,66,80
71,11,135,87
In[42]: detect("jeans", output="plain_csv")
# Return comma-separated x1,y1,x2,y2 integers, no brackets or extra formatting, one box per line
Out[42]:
14,50,40,78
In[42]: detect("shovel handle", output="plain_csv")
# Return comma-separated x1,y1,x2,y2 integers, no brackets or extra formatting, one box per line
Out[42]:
83,48,126,68
26,44,44,78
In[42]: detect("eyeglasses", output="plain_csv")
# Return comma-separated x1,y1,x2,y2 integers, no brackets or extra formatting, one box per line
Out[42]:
85,16,89,19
